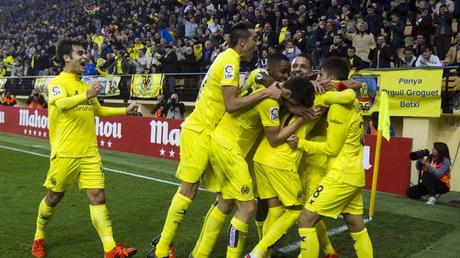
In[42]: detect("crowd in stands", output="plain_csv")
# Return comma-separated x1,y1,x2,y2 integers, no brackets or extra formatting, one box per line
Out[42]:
2,0,460,79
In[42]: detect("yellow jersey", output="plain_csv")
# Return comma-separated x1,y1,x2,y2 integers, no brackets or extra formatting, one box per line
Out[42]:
212,93,279,157
298,101,365,187
47,72,126,158
253,89,357,171
182,48,241,134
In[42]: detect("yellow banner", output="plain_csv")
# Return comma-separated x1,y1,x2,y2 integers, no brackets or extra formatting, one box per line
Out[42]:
130,74,164,98
351,69,443,117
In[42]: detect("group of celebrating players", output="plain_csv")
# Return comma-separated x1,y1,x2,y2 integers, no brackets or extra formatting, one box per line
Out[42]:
31,21,373,258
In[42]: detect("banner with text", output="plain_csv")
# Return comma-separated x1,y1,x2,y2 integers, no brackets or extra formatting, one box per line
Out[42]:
130,73,164,98
0,106,182,160
82,75,121,96
351,69,443,117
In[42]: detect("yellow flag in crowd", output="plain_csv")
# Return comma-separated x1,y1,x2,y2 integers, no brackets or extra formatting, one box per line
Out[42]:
130,74,164,98
378,91,391,141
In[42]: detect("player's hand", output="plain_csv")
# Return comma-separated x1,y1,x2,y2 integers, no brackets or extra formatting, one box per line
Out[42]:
126,101,139,115
86,82,101,99
306,106,324,120
311,80,327,94
287,135,299,149
265,82,282,100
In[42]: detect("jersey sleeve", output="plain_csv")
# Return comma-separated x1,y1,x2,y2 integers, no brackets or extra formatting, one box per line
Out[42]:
258,98,280,127
313,89,356,107
92,98,126,117
48,83,87,111
298,104,350,155
219,58,240,87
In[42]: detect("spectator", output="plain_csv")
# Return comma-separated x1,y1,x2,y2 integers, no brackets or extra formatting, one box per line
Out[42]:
134,49,151,74
345,21,376,63
415,45,443,67
180,46,199,73
398,47,417,67
364,5,384,37
384,13,405,51
160,44,178,97
328,34,348,57
443,33,460,65
433,4,454,60
369,35,397,68
200,40,214,72
326,0,341,20
26,88,47,109
256,49,269,69
346,46,369,70
412,8,433,43
412,34,427,58
282,41,302,62
259,23,276,48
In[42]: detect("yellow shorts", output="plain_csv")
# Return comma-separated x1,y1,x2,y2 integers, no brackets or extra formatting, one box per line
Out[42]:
299,154,328,197
43,155,104,192
175,128,219,191
254,162,304,206
209,141,254,201
304,176,363,219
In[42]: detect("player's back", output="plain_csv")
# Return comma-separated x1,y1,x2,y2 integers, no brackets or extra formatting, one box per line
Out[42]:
182,48,241,134
326,101,365,187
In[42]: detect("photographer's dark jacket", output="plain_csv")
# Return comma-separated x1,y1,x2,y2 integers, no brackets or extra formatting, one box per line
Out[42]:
417,158,452,188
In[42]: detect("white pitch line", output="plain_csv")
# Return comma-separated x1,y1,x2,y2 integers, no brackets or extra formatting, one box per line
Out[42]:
277,218,372,253
0,145,211,192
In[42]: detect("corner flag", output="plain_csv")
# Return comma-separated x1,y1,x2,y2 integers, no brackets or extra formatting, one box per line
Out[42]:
378,91,390,141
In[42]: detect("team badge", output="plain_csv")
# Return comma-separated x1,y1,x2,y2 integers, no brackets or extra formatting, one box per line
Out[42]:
51,86,62,96
224,64,234,80
240,185,250,195
269,107,279,121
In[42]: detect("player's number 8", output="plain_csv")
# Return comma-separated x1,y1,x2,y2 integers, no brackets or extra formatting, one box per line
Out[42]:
313,185,324,198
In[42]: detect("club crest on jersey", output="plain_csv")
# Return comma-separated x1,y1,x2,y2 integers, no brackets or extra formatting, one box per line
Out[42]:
224,64,234,80
269,107,279,121
51,86,62,96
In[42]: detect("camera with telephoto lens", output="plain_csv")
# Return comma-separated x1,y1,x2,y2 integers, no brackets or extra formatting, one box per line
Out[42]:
409,149,430,160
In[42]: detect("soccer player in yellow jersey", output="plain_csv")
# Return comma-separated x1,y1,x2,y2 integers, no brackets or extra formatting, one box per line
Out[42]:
287,57,373,258
31,40,138,258
190,54,311,258
150,22,282,258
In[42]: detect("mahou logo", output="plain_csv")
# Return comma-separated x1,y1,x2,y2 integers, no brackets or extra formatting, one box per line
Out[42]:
0,111,4,124
19,109,48,129
150,120,180,146
94,116,122,139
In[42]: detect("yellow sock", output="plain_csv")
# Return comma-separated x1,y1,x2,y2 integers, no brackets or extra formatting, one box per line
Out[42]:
316,220,336,255
262,206,284,237
191,203,216,257
350,228,373,258
194,206,227,257
34,198,55,240
226,217,249,258
298,227,319,258
256,209,301,252
255,220,264,241
89,204,116,252
155,192,192,258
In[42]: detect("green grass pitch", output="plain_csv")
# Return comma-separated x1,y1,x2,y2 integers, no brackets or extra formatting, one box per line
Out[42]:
1,132,459,258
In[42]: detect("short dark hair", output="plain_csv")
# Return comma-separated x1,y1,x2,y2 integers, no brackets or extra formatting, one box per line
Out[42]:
403,47,413,53
293,53,313,67
320,57,350,80
423,45,434,53
348,46,356,51
229,21,254,48
267,53,290,69
56,39,84,66
283,77,315,107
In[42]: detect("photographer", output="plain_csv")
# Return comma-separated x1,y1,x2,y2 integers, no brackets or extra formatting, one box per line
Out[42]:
27,88,47,109
407,142,452,205
151,94,167,118
164,93,184,120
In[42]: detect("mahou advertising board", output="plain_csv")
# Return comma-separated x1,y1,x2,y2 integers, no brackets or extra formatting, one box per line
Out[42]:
0,106,414,195
0,106,182,160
